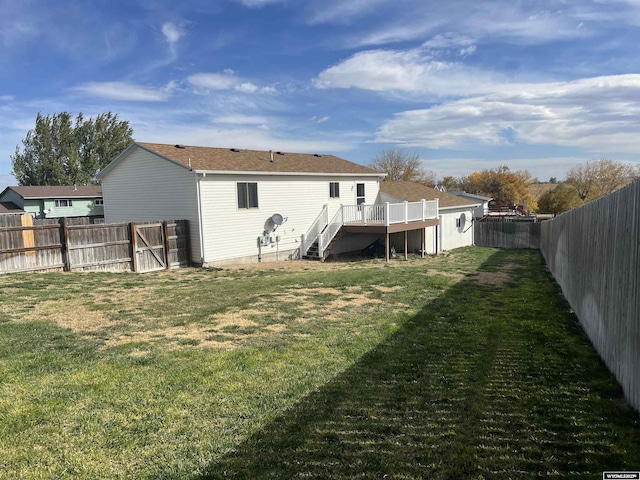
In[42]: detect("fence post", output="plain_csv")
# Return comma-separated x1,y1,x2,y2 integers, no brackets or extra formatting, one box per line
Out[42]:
183,220,192,267
61,217,71,272
422,199,426,221
129,222,139,272
163,220,171,270
404,201,409,224
385,202,390,226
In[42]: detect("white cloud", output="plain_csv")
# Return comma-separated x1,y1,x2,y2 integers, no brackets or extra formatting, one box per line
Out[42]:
0,95,14,101
161,22,183,45
342,1,594,48
307,0,391,25
188,70,276,95
310,115,330,124
214,115,268,125
374,75,640,153
188,70,238,90
235,82,259,93
72,81,174,102
314,47,503,97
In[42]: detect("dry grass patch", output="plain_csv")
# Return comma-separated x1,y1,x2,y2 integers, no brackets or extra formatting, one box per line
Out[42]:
22,301,115,333
102,324,238,351
209,309,263,330
372,285,402,292
464,271,516,287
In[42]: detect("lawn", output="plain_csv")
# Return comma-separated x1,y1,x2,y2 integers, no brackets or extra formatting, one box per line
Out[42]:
0,247,638,479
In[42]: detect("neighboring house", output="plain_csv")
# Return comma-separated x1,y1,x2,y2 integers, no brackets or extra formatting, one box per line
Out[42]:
0,201,25,215
379,181,481,253
449,191,493,218
97,142,440,265
0,186,104,220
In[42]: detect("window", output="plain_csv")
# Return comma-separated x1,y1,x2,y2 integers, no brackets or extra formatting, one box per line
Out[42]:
94,199,104,206
356,183,365,205
54,199,73,207
329,182,340,198
237,182,259,209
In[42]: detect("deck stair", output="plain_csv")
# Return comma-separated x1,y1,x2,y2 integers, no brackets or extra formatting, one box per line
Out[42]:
302,228,344,261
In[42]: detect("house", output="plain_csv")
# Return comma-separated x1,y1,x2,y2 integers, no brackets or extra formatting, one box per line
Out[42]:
97,142,440,265
379,181,481,253
0,186,104,220
448,191,493,218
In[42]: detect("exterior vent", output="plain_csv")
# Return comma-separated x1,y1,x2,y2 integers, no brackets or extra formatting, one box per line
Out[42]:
314,154,322,157
230,148,240,152
276,151,284,155
174,144,186,149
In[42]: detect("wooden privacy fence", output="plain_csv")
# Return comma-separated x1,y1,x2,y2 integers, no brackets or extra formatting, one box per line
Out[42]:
474,220,541,249
540,179,640,412
0,216,190,274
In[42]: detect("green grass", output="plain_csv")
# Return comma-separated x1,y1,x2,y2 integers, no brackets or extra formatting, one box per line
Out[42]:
0,248,638,479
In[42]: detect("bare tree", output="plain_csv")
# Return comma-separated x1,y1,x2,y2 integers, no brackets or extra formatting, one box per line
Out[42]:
369,148,436,186
566,158,636,201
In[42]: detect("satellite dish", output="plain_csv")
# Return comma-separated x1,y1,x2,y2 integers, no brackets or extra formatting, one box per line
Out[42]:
271,213,285,226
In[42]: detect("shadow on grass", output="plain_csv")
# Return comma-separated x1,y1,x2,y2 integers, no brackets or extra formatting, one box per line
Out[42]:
194,250,640,479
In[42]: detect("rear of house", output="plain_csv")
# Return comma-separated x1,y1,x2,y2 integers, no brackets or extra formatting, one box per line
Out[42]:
97,142,384,266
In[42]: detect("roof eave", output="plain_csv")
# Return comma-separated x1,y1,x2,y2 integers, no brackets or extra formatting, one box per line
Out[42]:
193,169,385,178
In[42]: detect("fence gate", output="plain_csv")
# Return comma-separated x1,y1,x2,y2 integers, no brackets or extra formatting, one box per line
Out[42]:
131,222,167,273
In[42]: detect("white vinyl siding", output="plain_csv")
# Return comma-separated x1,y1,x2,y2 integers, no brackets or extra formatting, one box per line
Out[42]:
439,207,475,250
100,148,202,264
199,176,380,264
402,207,475,254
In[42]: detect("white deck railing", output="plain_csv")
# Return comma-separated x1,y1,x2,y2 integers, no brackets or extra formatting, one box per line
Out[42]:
304,199,439,258
301,204,329,255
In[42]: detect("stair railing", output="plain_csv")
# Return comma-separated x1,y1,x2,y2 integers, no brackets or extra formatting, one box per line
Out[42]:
318,206,344,258
302,204,329,256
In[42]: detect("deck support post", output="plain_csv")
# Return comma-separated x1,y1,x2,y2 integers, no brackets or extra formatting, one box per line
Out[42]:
421,227,425,258
385,232,390,262
404,230,408,260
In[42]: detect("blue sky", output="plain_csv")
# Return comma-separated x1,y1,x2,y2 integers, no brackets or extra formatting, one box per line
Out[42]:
2,0,640,190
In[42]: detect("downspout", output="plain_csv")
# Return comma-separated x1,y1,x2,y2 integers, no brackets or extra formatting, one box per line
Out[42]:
195,172,206,265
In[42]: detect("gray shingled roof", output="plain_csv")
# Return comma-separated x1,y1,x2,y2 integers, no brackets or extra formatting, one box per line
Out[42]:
136,142,382,175
379,181,480,208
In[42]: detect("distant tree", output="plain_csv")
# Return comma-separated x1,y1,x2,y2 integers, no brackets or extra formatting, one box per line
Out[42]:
537,183,583,214
439,175,460,191
460,166,538,211
549,177,558,184
369,148,436,186
565,158,636,202
11,112,133,186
